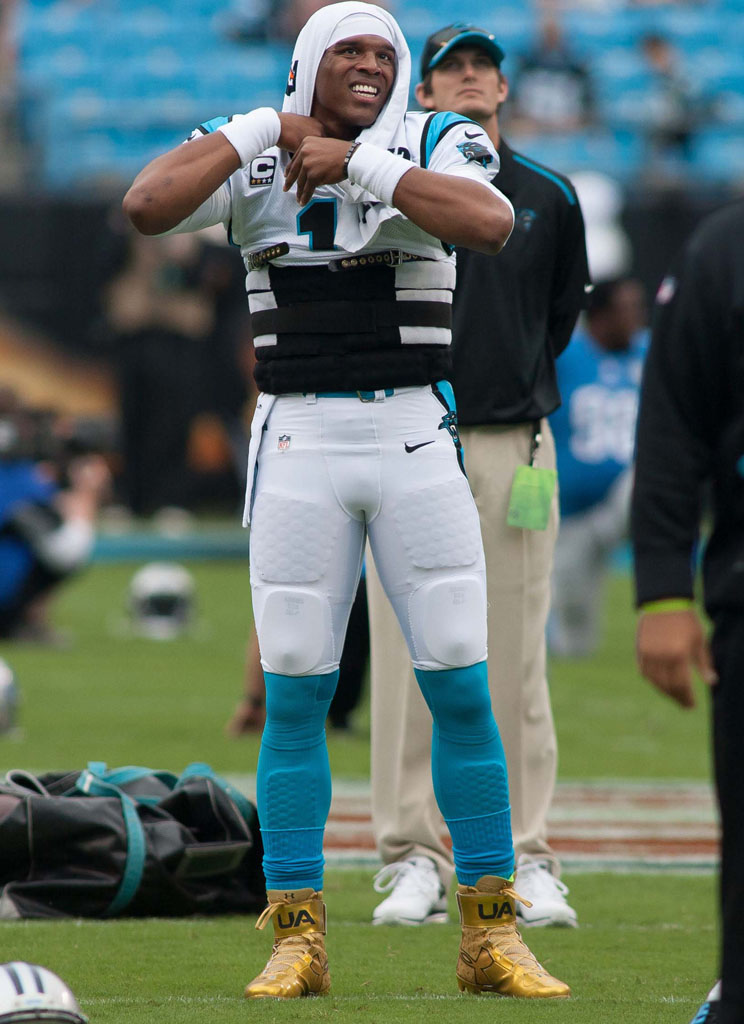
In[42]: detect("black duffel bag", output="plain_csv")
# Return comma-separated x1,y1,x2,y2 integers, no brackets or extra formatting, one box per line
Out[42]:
0,761,265,918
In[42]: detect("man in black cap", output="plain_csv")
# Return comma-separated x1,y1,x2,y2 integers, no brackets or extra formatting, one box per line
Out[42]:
368,22,590,929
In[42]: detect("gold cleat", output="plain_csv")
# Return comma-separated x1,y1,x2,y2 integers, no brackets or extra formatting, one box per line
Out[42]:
456,875,571,998
244,888,331,999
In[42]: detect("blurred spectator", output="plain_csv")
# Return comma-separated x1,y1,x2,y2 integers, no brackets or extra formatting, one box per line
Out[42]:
0,0,20,187
0,0,16,97
570,171,632,280
638,33,706,179
219,0,282,44
548,278,648,657
0,389,110,644
507,15,595,136
221,0,389,45
196,226,255,485
104,231,213,517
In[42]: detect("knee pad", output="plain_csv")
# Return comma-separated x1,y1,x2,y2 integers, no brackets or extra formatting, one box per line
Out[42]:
409,575,487,669
257,588,329,675
415,662,495,739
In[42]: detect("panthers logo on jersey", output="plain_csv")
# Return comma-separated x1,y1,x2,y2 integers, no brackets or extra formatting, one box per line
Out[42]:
457,140,494,167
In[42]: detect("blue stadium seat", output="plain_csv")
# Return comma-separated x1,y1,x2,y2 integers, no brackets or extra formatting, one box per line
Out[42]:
715,85,744,126
15,0,744,191
507,130,642,184
691,129,744,184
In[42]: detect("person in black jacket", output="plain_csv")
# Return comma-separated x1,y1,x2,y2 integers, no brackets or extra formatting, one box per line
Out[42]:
632,200,744,1024
367,23,590,929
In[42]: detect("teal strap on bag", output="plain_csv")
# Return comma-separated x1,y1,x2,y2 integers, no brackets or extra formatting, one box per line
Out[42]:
78,762,178,805
75,765,147,916
176,762,256,825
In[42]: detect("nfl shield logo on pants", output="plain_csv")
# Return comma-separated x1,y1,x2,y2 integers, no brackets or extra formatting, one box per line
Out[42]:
278,434,291,452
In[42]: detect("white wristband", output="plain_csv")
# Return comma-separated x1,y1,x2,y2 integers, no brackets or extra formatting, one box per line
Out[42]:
346,143,413,206
39,519,95,573
217,107,281,166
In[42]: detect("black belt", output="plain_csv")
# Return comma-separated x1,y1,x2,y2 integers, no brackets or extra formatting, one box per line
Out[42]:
328,250,433,272
246,243,290,270
251,300,452,337
246,245,432,272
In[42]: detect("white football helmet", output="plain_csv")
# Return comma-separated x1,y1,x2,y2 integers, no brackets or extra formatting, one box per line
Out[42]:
0,963,87,1023
128,562,195,640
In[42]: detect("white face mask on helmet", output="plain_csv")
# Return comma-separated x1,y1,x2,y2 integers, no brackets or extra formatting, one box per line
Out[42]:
0,963,88,1024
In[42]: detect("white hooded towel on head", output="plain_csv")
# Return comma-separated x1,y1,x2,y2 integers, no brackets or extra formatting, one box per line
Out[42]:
282,1,412,252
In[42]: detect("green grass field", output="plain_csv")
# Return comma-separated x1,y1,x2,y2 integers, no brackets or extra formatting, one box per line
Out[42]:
0,560,718,1022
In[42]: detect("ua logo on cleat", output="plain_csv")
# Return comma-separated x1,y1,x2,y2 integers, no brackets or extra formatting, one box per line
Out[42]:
478,900,513,920
277,909,316,929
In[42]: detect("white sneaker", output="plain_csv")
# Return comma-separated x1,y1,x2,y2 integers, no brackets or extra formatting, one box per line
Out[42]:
514,855,578,928
372,856,449,925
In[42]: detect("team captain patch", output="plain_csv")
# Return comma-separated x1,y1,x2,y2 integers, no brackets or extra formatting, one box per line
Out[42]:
250,156,278,187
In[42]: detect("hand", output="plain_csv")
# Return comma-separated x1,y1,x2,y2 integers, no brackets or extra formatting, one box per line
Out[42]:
58,454,112,522
277,113,326,153
224,697,265,737
67,455,112,498
283,137,350,205
636,609,717,708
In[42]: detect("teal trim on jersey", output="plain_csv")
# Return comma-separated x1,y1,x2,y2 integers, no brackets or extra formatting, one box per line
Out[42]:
513,154,576,205
423,111,475,167
199,115,230,134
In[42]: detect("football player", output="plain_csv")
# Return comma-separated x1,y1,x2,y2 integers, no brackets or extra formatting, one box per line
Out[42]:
124,1,569,1001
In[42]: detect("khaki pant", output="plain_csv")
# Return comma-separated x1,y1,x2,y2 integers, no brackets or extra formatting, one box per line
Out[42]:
368,420,560,888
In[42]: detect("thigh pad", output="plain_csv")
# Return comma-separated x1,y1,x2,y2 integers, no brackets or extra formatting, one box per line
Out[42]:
250,491,339,583
392,481,481,570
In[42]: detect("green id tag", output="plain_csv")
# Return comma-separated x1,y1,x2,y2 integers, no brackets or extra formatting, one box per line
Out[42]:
507,465,557,531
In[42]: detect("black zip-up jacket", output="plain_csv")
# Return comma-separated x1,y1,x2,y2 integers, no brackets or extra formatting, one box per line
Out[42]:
632,200,744,615
450,139,590,426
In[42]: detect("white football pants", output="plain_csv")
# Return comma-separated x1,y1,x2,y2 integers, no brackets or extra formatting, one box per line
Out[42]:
248,387,488,677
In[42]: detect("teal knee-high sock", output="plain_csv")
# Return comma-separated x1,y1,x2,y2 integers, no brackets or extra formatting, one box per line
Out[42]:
258,670,338,890
414,662,514,884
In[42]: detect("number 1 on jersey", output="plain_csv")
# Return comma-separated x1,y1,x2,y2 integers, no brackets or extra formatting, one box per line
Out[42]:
297,198,338,251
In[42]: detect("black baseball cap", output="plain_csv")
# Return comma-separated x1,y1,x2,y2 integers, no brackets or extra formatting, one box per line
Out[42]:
420,23,505,80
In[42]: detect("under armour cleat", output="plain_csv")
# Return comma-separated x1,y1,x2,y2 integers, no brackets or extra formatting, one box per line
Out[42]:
456,875,571,998
244,888,330,999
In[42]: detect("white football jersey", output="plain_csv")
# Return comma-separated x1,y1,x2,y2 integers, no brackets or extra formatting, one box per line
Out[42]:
169,110,506,269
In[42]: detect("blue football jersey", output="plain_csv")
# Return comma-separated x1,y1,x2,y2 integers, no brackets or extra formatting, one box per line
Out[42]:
551,328,648,517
